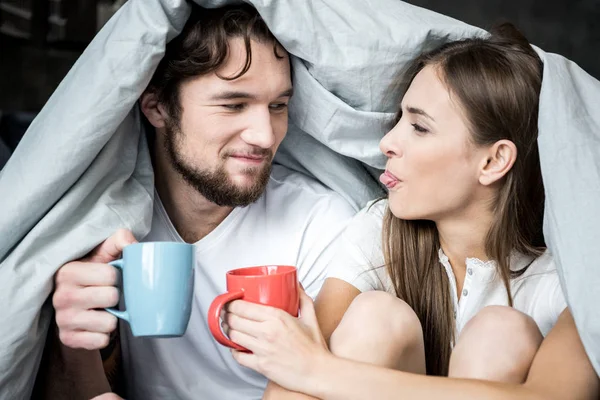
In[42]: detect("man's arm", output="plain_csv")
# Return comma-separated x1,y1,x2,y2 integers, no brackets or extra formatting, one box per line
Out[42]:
46,229,137,399
31,320,110,400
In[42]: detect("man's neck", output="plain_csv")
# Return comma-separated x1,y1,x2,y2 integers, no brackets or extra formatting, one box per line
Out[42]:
154,148,233,244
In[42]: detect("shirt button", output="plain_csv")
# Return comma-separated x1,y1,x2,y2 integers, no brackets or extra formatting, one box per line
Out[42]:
467,268,473,275
462,289,469,296
453,311,457,319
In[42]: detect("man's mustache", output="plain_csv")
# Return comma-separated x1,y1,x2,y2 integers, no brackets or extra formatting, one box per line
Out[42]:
224,149,273,160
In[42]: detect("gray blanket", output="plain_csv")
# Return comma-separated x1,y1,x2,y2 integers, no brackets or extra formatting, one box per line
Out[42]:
0,0,598,397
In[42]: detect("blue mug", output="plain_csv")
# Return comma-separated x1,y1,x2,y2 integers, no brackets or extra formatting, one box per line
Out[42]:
106,242,195,337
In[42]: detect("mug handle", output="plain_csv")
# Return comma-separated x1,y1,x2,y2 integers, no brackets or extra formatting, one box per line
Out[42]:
208,291,247,351
104,259,129,322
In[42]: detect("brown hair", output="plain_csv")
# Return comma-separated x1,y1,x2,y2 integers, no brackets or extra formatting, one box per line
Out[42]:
383,23,546,376
147,4,284,121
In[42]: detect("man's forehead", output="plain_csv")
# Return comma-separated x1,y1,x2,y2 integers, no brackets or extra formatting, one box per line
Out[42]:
183,69,292,101
216,37,289,77
194,52,291,97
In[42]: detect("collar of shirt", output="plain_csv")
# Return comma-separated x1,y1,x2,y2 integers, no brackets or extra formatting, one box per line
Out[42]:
437,249,535,334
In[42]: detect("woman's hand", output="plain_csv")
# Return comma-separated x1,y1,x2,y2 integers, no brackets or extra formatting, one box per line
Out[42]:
225,288,331,393
90,393,123,400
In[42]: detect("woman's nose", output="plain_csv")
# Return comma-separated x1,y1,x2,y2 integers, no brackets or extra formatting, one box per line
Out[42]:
379,126,402,158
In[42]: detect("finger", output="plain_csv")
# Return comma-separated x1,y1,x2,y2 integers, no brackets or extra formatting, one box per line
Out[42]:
53,286,119,310
56,309,118,333
228,300,285,323
225,312,263,338
298,290,317,325
297,291,326,344
86,229,137,263
229,328,262,352
91,394,124,400
221,320,230,335
59,330,111,350
220,308,228,334
231,349,258,371
55,262,119,287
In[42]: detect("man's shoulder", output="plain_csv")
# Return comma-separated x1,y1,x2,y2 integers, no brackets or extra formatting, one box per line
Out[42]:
250,164,357,229
266,164,357,212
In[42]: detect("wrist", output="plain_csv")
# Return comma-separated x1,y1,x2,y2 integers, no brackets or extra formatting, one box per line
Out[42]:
305,350,340,399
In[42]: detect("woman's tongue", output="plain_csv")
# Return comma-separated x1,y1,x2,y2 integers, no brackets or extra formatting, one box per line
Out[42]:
379,171,399,188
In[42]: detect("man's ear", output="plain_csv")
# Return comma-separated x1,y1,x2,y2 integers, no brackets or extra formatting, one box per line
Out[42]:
478,139,518,186
140,91,168,129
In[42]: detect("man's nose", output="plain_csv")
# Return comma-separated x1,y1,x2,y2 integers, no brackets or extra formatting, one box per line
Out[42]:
240,108,276,149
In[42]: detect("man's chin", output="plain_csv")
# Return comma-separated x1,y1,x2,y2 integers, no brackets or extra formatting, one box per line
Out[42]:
228,176,265,192
228,166,270,183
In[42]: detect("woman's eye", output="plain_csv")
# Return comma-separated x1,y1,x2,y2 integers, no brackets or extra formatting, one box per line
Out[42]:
411,123,429,133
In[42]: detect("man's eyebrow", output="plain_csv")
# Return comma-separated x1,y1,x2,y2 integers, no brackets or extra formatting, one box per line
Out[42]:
209,88,294,101
279,88,294,98
209,91,256,101
405,106,435,122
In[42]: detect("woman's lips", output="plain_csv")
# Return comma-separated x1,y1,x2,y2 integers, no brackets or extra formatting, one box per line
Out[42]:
379,170,401,189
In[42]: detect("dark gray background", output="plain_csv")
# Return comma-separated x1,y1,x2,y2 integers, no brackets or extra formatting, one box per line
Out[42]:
409,0,599,79
1,0,598,111
0,0,598,166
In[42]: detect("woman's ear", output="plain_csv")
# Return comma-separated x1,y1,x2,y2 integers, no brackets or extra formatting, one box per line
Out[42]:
478,139,517,186
140,91,168,129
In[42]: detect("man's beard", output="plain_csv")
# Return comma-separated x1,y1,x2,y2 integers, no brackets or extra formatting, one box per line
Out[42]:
163,121,272,208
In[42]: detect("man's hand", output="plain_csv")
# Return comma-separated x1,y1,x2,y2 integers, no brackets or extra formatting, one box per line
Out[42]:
53,229,137,349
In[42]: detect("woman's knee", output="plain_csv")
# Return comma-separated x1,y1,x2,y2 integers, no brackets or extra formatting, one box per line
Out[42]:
331,292,422,341
462,306,542,345
450,305,543,382
329,291,424,367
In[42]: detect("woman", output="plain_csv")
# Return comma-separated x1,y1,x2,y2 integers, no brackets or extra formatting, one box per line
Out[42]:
224,24,600,399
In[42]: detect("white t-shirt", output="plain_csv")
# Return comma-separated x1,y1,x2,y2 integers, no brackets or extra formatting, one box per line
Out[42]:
121,165,356,400
327,200,567,337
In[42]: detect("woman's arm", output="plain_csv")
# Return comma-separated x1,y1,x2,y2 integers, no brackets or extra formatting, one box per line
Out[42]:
262,278,361,399
314,278,361,342
523,309,598,399
308,309,598,400
229,294,599,400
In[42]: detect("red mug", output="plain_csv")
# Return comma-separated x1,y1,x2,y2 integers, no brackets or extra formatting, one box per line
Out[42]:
208,265,299,351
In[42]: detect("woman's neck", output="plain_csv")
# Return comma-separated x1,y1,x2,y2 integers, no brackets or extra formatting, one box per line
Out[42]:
435,207,494,276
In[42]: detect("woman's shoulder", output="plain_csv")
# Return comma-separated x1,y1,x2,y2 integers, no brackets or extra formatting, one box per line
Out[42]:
516,249,558,277
512,250,561,291
339,198,386,250
345,199,387,234
325,199,390,292
336,199,386,253
512,250,566,336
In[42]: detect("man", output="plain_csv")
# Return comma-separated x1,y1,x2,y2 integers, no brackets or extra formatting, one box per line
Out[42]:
51,4,356,399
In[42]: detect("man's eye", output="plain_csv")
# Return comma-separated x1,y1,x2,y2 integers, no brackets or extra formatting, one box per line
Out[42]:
222,104,246,111
269,103,288,111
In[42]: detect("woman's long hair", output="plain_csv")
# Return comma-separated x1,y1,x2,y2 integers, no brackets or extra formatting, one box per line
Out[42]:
383,23,546,376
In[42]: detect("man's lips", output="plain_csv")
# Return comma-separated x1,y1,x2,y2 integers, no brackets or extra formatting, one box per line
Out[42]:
379,170,401,189
229,154,270,164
